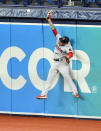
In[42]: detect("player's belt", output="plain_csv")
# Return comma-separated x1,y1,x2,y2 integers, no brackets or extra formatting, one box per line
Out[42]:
54,58,63,61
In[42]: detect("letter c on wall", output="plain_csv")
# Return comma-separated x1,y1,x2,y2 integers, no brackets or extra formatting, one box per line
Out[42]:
28,48,59,91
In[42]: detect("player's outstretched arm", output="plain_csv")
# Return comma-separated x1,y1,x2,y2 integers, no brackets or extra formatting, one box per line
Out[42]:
46,10,58,37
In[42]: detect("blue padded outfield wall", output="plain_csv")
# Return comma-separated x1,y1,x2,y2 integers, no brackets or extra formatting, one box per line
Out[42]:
0,19,101,119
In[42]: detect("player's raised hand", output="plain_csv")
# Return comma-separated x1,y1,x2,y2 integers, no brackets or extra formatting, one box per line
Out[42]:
46,10,53,20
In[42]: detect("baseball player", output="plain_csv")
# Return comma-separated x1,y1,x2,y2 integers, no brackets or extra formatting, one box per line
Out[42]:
36,10,79,99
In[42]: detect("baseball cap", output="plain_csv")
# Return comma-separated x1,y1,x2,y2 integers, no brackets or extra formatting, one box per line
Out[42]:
59,36,69,44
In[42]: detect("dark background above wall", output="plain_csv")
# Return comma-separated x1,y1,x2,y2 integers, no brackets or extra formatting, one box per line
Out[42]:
0,6,101,21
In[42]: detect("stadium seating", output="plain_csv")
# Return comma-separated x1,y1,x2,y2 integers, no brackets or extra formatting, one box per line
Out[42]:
0,0,6,4
81,0,101,7
0,0,101,7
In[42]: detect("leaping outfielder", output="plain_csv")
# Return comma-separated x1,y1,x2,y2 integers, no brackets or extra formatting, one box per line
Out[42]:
36,10,79,99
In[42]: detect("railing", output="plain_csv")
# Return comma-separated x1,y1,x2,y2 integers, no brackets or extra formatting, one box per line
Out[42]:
0,0,101,7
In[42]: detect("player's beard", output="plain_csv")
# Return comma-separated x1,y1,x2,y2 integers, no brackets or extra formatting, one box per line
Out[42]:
59,42,65,46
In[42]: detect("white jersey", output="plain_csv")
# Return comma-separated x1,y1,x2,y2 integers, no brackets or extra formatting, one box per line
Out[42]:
54,34,73,60
40,35,78,97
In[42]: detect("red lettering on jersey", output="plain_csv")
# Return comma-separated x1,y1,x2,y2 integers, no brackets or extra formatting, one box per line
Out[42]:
69,48,72,51
56,45,63,53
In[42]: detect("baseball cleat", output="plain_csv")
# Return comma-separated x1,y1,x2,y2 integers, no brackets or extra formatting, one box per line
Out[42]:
73,93,79,98
36,95,48,99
